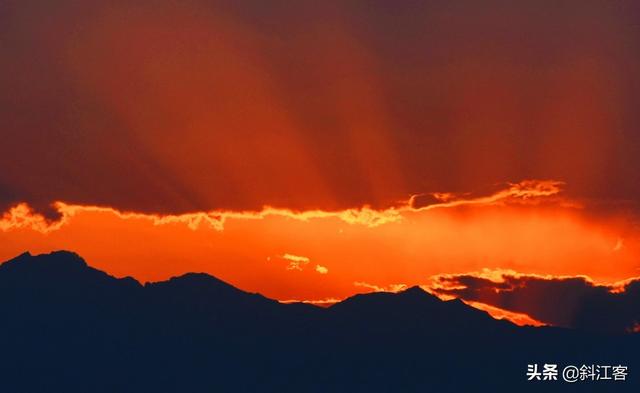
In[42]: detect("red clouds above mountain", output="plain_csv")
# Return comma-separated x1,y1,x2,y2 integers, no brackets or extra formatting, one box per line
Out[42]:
2,1,640,217
432,271,640,333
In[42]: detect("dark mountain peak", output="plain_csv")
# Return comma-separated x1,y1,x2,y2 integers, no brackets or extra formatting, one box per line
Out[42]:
168,272,230,286
146,272,239,292
397,285,440,301
0,251,141,293
46,250,89,268
7,251,32,261
0,250,87,271
446,297,465,305
383,286,441,308
327,285,505,333
403,285,426,294
0,251,32,268
330,286,442,315
145,271,276,308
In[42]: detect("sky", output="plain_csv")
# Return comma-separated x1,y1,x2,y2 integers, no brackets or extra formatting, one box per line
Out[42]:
2,0,640,329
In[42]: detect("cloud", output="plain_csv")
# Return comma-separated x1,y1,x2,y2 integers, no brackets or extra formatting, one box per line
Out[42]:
0,202,228,233
315,265,329,274
0,204,66,233
408,179,569,210
462,300,546,327
353,281,408,293
431,270,640,333
278,298,341,307
0,180,572,233
280,256,327,275
0,202,404,233
282,254,311,271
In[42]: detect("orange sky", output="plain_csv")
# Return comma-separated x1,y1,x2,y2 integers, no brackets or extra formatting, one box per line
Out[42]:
1,180,638,319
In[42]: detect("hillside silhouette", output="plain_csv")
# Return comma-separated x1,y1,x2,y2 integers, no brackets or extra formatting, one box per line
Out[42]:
0,251,638,392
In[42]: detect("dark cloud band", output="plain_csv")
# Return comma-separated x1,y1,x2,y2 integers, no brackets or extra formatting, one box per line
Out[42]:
3,1,640,215
433,272,640,334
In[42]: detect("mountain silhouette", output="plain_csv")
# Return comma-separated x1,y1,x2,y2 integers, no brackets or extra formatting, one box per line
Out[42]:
0,251,638,392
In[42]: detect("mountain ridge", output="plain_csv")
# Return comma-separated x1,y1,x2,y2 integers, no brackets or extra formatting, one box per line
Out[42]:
0,250,638,393
0,250,500,321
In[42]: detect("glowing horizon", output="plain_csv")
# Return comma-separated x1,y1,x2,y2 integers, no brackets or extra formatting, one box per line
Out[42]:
2,179,639,327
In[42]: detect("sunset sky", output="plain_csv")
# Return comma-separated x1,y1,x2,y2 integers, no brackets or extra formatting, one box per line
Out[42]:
2,0,640,327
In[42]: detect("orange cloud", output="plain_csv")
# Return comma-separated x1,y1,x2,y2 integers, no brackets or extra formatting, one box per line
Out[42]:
0,180,572,234
282,253,311,271
278,298,341,307
430,270,640,333
408,179,569,211
0,179,638,312
315,265,329,275
0,204,67,233
462,301,545,327
353,282,408,293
